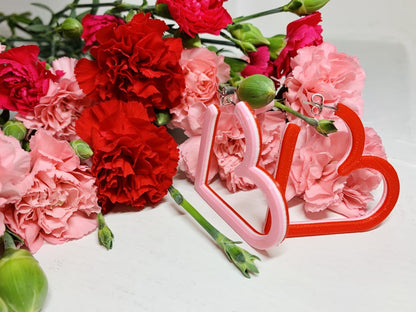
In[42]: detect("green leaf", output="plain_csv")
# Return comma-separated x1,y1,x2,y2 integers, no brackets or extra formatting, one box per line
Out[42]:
31,2,55,16
224,56,248,73
26,24,51,33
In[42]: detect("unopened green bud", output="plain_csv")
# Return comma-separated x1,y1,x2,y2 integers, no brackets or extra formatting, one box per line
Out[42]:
236,74,276,109
3,119,27,141
0,247,48,312
267,34,286,60
60,17,83,40
125,10,139,23
97,213,114,250
155,110,171,127
70,140,93,160
283,0,331,16
316,119,337,136
227,23,270,46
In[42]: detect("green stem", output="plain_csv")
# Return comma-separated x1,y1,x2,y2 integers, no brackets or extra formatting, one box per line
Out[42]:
233,6,285,23
168,185,260,278
168,186,220,240
274,100,318,127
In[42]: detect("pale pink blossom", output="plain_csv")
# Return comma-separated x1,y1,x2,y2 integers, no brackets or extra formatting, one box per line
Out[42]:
178,135,219,183
170,47,230,136
285,42,366,119
16,57,94,141
3,130,100,252
178,105,287,192
287,125,385,218
0,131,32,208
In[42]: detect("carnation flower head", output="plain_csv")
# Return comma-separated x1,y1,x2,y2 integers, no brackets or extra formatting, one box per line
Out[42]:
2,130,101,252
76,99,179,213
156,0,233,38
274,12,323,78
285,42,366,118
16,57,94,141
0,131,32,208
75,13,185,120
0,45,61,115
81,13,125,52
287,125,385,218
169,47,230,136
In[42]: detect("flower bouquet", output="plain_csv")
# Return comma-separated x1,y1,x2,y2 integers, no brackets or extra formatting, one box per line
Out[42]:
0,0,399,310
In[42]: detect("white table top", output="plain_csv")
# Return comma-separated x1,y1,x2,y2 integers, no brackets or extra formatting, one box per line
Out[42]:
1,1,415,311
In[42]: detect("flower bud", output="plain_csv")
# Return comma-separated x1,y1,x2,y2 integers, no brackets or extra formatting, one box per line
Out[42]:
227,23,270,47
60,17,83,40
0,248,48,312
316,119,337,136
155,110,171,127
236,74,276,109
283,0,331,16
70,140,93,160
2,119,27,141
267,34,286,60
97,213,114,250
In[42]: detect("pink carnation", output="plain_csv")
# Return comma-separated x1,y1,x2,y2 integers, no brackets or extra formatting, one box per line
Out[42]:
156,0,232,38
3,130,100,252
178,105,287,192
274,12,323,78
16,57,94,141
0,131,32,208
285,42,366,118
287,126,386,218
170,47,230,136
81,14,125,52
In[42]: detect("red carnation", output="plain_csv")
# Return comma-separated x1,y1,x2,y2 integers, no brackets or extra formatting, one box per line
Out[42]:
156,0,232,38
274,12,323,78
75,13,185,120
0,45,59,115
76,99,179,213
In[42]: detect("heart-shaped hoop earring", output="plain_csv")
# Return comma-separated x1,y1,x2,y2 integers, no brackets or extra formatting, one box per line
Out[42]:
285,103,400,237
194,101,300,250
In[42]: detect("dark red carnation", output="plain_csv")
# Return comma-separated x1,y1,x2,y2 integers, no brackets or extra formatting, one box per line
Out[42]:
75,13,185,120
81,14,125,52
241,46,274,78
274,12,323,78
0,45,60,115
156,0,232,38
76,99,178,213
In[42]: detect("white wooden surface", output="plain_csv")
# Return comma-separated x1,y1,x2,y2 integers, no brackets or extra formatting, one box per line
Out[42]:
1,1,415,311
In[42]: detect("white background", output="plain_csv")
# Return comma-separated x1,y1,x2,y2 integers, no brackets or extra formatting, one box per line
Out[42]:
1,1,415,311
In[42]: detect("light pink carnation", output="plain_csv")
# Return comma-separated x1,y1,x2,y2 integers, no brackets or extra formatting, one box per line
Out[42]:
178,105,287,192
0,131,32,208
16,57,94,141
285,42,366,119
170,47,230,136
287,126,386,218
3,130,100,252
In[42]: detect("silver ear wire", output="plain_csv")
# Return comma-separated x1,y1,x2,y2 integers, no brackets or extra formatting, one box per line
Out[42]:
218,86,236,106
303,93,337,115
